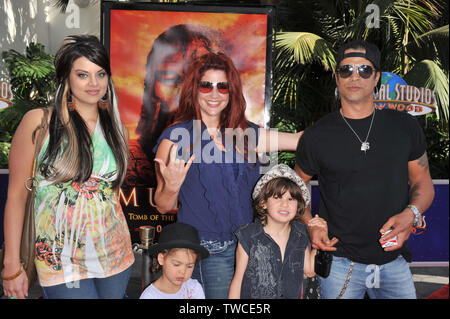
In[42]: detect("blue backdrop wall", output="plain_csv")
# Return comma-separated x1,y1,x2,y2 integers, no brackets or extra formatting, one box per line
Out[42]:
0,173,448,263
310,180,449,263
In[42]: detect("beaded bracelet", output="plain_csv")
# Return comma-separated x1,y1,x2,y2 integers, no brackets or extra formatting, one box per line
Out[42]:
1,263,24,281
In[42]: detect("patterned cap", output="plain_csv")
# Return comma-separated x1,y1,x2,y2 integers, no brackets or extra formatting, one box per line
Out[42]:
252,164,310,206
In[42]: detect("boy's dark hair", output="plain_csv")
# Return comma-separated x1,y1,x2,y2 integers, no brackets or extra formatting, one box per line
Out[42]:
253,177,307,226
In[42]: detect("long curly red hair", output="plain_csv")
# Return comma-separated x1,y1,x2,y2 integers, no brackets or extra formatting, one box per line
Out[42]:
173,52,250,131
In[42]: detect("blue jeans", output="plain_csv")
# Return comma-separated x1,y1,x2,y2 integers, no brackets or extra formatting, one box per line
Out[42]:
192,240,236,299
318,255,416,299
41,267,132,299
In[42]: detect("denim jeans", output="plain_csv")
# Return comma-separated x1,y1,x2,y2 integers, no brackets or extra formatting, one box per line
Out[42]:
318,255,416,299
40,266,132,299
192,240,236,299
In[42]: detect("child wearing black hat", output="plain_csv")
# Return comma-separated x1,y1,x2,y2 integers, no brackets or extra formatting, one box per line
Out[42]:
139,222,209,299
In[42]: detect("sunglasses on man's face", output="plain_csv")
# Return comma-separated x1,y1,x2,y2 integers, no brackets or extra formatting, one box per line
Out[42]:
336,64,374,79
198,81,229,94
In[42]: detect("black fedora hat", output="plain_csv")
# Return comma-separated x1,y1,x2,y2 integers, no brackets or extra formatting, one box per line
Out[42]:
148,222,209,260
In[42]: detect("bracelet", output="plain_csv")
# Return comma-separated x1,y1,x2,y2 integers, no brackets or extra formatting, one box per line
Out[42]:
1,263,24,281
407,204,422,227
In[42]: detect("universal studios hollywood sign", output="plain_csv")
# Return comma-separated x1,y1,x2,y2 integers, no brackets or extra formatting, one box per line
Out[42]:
374,72,437,116
0,81,13,109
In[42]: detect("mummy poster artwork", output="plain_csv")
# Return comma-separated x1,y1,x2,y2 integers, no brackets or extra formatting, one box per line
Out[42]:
102,3,274,242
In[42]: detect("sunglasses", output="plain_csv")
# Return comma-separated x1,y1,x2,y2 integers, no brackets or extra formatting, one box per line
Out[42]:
198,81,229,94
336,64,374,79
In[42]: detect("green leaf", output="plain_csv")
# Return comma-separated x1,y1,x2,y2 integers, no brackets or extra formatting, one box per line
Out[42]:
404,59,449,122
1,42,55,101
408,25,449,73
275,32,336,71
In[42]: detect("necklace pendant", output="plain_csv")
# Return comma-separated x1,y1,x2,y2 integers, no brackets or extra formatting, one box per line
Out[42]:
361,142,370,152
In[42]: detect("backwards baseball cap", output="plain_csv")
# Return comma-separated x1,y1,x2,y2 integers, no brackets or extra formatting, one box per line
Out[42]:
336,40,381,70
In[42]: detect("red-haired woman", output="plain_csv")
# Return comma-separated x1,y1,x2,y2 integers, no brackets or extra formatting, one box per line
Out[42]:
153,52,301,299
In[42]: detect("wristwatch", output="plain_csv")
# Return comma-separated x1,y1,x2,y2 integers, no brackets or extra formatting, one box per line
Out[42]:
407,204,423,227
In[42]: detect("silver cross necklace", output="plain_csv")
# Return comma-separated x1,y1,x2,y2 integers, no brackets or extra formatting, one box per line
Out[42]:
340,107,376,153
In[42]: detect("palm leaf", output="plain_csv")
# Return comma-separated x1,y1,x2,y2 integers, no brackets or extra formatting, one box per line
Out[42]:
403,59,449,122
275,32,336,71
53,0,70,13
408,25,449,73
273,32,336,114
1,43,55,101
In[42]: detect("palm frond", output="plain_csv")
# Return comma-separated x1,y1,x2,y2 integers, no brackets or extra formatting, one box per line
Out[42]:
1,43,55,102
53,0,70,13
275,32,336,71
408,25,449,73
404,59,449,122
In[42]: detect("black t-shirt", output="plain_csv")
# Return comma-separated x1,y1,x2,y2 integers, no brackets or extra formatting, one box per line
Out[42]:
296,109,426,265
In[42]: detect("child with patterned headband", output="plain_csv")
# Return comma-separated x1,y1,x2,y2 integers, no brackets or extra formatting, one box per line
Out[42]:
229,164,326,299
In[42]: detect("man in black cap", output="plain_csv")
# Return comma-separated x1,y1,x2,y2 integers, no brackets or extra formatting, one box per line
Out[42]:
295,40,434,299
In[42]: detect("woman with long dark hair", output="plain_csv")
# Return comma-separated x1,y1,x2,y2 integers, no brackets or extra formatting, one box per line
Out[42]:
2,35,134,299
153,52,301,298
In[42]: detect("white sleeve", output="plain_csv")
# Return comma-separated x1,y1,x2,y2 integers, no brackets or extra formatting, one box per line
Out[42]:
139,284,158,299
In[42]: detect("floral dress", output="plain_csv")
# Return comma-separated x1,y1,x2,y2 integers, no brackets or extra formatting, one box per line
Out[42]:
34,119,134,287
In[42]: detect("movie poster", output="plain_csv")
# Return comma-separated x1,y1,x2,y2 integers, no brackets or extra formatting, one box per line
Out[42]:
102,3,274,243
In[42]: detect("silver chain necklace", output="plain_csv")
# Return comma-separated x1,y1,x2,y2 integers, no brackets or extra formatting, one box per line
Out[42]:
340,108,376,153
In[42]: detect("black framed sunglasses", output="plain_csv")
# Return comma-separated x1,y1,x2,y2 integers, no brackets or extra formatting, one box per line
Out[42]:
336,64,374,79
198,81,229,94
